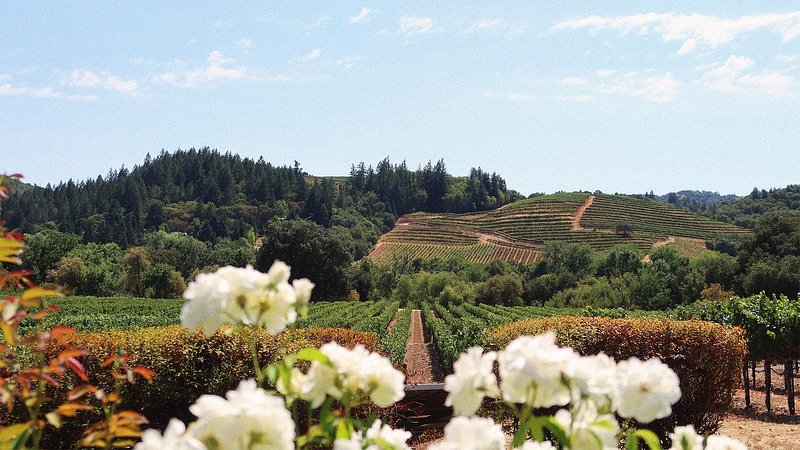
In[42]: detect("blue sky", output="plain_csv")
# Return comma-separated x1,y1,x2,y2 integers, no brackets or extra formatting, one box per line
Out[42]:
2,2,799,196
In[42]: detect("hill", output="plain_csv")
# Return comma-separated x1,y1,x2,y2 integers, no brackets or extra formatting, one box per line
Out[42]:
5,150,520,255
368,192,748,265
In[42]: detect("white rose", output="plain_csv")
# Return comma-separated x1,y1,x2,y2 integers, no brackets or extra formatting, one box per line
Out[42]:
292,278,314,309
554,400,619,450
615,357,681,424
428,416,505,450
445,347,499,416
704,435,749,450
515,442,556,450
363,421,412,450
498,333,578,408
188,379,295,450
333,437,363,450
669,425,703,450
266,260,291,285
567,353,618,408
135,419,206,450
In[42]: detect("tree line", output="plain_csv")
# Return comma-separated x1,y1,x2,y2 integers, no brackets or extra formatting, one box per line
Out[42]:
6,148,521,253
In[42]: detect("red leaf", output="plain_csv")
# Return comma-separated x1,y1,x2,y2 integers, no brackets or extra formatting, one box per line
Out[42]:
65,357,89,382
132,366,155,382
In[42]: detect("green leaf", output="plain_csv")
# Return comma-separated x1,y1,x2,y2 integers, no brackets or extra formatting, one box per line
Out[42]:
335,419,351,439
626,429,639,450
635,429,663,450
530,416,569,447
296,347,330,364
512,420,531,448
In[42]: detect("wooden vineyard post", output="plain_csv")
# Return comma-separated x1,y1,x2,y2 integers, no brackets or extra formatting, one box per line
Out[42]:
743,360,751,408
752,361,757,389
765,359,772,412
787,361,792,413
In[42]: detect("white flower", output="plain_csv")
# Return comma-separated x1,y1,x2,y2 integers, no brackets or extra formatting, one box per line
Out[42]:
669,425,703,450
445,347,499,416
292,278,314,310
265,260,291,285
363,421,412,450
428,416,505,450
515,442,556,450
498,333,578,408
567,353,618,408
333,437,363,450
135,419,206,450
276,367,306,398
181,263,312,336
554,400,619,450
704,435,749,450
188,379,295,450
304,342,405,408
615,357,681,424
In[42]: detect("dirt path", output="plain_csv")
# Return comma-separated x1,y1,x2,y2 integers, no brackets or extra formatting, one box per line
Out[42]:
718,386,800,449
571,195,595,231
404,310,443,385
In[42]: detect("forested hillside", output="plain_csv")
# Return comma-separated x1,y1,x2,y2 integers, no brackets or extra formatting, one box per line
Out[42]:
6,148,521,248
651,185,800,229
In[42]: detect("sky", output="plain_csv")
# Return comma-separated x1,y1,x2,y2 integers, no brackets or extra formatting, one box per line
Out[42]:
2,2,799,196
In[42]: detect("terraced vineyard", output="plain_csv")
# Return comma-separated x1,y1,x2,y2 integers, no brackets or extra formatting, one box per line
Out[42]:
581,194,749,241
369,192,749,265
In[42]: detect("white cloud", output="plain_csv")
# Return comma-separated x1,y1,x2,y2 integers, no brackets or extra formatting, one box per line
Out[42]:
695,54,794,95
504,93,537,102
154,50,249,87
0,83,96,100
0,74,12,82
306,16,330,30
596,69,617,77
600,71,680,102
562,76,587,86
552,11,800,54
336,55,362,69
463,19,506,34
558,94,593,102
777,54,799,62
349,7,371,24
63,69,139,94
399,16,436,36
237,38,253,50
302,48,321,61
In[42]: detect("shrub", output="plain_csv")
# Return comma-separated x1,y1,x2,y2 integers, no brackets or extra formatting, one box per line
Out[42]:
485,317,746,438
39,325,378,448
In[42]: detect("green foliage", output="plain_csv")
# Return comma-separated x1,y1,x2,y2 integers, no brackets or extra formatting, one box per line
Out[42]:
486,317,746,438
142,263,186,299
377,308,411,366
21,230,81,281
477,274,523,306
672,293,800,360
256,219,353,298
737,211,800,297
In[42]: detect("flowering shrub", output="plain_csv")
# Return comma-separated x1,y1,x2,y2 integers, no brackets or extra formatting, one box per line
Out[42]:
487,316,746,437
134,264,748,450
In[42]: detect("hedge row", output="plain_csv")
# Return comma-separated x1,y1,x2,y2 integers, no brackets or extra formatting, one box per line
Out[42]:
38,325,379,448
486,317,746,439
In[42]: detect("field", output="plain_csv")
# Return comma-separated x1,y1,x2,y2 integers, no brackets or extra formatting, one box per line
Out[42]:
369,192,749,265
37,296,660,373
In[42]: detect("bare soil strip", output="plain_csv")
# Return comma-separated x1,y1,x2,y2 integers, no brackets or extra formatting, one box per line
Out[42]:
571,195,595,231
404,310,444,385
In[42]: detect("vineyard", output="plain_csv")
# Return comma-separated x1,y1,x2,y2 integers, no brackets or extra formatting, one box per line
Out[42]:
369,192,749,265
35,296,657,374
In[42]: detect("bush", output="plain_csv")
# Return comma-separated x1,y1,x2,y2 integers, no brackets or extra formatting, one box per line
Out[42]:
485,317,746,439
40,325,378,448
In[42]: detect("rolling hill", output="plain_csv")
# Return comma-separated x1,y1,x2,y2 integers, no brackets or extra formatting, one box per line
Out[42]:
368,192,749,265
